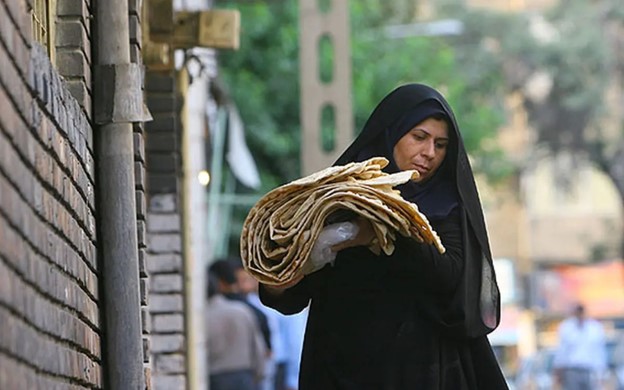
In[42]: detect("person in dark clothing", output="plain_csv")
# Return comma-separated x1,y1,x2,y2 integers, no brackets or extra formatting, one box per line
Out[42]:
210,259,272,354
259,83,509,390
207,272,267,390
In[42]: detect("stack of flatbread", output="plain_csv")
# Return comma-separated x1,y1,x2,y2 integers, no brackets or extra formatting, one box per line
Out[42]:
240,157,445,286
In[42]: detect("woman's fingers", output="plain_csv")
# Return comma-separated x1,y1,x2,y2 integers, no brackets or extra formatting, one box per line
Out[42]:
356,217,375,244
330,241,348,252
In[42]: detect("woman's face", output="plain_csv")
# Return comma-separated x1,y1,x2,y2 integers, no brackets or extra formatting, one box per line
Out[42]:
392,117,449,183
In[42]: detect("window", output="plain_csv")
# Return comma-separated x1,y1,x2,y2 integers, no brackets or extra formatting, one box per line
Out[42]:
31,0,56,60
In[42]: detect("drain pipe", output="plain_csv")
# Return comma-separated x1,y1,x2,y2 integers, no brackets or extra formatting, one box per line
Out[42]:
94,0,147,388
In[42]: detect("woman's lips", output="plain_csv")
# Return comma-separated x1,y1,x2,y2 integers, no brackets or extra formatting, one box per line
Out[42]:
413,164,429,173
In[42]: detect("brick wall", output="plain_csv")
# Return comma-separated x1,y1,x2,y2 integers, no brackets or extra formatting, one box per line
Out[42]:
1,1,195,388
145,71,188,390
0,0,101,388
56,0,93,118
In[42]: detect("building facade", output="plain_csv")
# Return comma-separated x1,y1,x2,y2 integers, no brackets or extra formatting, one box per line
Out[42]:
1,0,105,387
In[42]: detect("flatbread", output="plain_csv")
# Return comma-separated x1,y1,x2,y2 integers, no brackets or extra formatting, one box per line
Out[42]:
240,157,446,286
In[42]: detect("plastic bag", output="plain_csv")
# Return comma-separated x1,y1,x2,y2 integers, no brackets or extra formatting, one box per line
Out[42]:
307,221,359,273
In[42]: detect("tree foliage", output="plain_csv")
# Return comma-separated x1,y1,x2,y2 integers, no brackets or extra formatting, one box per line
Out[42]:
445,0,624,199
216,2,301,193
218,0,508,190
439,0,624,257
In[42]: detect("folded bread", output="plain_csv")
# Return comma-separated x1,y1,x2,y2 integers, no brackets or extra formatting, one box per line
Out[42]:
240,157,445,286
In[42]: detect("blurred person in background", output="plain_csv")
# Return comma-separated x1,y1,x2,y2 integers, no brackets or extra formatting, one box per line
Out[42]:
232,257,287,390
206,271,267,390
210,259,273,355
232,257,308,390
553,303,607,390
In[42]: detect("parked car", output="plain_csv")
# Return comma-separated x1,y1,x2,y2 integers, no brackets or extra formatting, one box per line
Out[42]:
515,337,624,390
607,336,624,390
514,348,555,390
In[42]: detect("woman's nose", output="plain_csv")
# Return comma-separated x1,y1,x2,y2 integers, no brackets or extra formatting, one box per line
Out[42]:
422,141,435,159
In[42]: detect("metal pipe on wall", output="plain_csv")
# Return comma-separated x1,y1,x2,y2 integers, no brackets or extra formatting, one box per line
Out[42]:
95,0,144,388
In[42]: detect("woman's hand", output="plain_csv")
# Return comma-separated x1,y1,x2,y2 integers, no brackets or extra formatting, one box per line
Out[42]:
330,216,376,252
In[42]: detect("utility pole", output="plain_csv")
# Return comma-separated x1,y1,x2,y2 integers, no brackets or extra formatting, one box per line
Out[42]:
299,0,353,175
95,0,147,388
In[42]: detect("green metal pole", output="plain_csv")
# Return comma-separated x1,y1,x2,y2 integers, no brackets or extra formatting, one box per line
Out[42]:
206,108,228,262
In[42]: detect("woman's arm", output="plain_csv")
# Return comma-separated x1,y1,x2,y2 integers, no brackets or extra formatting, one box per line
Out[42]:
258,275,311,315
259,216,371,314
395,207,464,293
326,209,463,293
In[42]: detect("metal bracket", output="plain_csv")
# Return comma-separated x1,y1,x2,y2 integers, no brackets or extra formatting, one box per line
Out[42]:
174,10,241,50
94,63,153,124
148,0,174,43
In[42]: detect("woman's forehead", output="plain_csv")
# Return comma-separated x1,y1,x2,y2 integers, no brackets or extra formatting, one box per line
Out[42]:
409,118,450,137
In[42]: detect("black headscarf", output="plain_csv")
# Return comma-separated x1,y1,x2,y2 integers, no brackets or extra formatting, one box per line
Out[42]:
350,98,459,219
335,83,501,338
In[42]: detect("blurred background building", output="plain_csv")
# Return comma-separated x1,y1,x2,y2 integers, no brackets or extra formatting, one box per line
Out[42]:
459,0,624,380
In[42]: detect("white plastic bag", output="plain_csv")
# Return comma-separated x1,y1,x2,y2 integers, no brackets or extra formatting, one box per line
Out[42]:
307,222,359,273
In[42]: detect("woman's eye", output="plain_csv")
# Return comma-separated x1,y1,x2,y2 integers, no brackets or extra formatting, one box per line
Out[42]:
435,142,448,149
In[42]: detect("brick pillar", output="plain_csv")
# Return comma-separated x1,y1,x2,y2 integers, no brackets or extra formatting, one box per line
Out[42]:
145,71,187,390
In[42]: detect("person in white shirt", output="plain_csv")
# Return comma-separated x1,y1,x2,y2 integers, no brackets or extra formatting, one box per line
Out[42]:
553,303,607,390
282,309,308,390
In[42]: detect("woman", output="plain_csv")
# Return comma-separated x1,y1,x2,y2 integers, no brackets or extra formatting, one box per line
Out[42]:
259,83,508,389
